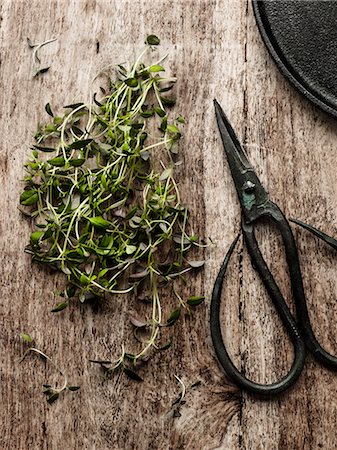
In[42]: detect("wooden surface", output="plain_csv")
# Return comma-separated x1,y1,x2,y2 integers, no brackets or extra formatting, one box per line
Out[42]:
1,1,337,449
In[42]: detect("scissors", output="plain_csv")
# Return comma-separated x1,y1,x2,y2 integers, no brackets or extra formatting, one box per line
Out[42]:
210,100,337,396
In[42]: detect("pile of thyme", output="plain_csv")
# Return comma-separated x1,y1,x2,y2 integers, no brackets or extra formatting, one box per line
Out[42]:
20,35,205,380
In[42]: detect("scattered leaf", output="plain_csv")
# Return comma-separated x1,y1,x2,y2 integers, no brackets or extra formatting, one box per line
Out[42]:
45,103,54,117
34,67,50,76
20,333,33,343
187,296,205,307
187,260,205,268
33,145,55,152
64,102,84,109
89,359,112,365
167,308,181,326
123,367,143,381
129,315,147,328
47,392,59,404
51,302,68,313
146,35,160,46
157,340,172,351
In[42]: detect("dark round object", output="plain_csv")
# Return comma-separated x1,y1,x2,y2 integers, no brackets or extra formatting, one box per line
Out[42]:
253,0,337,117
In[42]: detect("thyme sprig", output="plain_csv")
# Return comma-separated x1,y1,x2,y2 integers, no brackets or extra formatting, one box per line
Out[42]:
27,37,57,76
20,333,80,404
20,36,206,379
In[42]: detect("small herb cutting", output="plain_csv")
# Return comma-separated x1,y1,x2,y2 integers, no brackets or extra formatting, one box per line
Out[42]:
19,36,205,397
211,100,337,396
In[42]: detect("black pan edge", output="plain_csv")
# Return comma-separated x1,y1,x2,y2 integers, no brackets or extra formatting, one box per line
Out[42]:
252,0,337,118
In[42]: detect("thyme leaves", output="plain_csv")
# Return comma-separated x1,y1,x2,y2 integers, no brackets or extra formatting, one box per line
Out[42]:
20,36,206,382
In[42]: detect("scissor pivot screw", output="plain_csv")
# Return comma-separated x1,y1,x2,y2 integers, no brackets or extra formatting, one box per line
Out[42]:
243,181,255,193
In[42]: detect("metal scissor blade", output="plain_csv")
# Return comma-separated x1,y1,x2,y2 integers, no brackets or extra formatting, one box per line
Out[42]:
213,99,252,173
214,99,269,220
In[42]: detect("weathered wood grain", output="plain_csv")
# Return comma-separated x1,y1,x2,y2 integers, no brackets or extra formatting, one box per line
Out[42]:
0,1,336,449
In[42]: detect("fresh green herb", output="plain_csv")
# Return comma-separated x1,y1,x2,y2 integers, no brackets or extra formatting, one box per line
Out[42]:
27,37,57,77
20,36,207,380
166,376,202,419
20,332,33,343
51,301,68,313
19,333,80,403
146,35,160,46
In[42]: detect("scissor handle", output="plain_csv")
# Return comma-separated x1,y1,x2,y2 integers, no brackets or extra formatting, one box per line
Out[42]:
242,201,337,369
210,231,306,396
258,207,337,369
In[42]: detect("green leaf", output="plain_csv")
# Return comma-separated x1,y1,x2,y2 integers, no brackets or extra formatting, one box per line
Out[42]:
123,367,143,381
53,116,63,125
167,308,181,326
69,139,93,149
159,116,167,132
33,145,55,152
66,286,76,298
20,332,33,343
158,340,172,351
98,268,109,278
34,67,50,76
51,302,68,313
47,392,59,404
71,125,84,137
45,124,56,132
47,156,66,167
154,107,166,117
42,384,52,394
21,193,38,206
125,245,137,255
159,168,172,181
67,386,80,391
80,273,91,285
69,158,85,167
160,96,175,106
159,85,174,93
139,109,154,118
101,173,108,189
187,296,205,307
146,35,160,46
87,216,111,229
45,102,54,117
93,92,103,107
167,125,180,135
125,206,138,219
124,78,138,88
30,231,44,244
20,189,36,202
149,65,165,72
119,125,131,133
124,353,136,361
64,102,84,109
89,359,112,365
27,37,35,48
